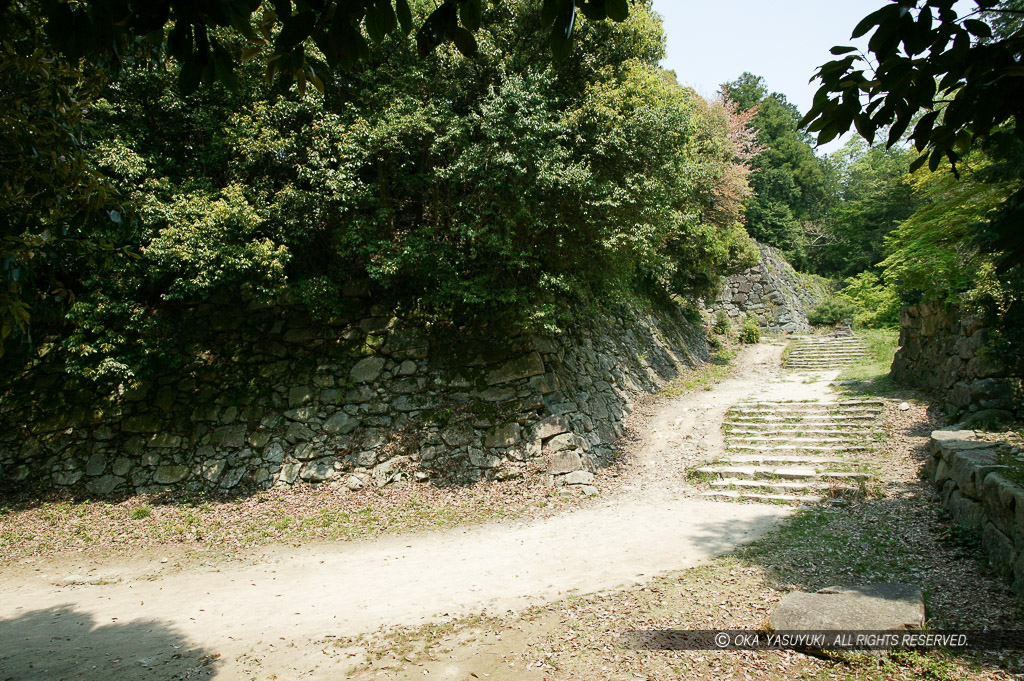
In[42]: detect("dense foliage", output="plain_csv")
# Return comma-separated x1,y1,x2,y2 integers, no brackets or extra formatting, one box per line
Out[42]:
36,0,631,93
721,73,831,267
2,0,757,379
810,138,921,278
803,0,1024,268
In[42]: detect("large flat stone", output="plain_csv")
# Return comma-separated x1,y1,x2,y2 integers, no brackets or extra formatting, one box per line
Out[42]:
770,584,925,631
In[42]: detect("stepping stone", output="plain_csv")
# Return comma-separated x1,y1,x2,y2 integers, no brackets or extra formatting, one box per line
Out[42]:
701,491,823,504
770,584,925,631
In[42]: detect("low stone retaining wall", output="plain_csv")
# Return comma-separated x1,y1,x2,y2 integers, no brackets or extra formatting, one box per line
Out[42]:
707,242,821,334
925,430,1024,596
0,295,706,497
891,302,1021,419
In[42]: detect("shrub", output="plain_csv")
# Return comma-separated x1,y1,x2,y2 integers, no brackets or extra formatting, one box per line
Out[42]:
712,310,731,334
807,298,858,327
739,316,762,344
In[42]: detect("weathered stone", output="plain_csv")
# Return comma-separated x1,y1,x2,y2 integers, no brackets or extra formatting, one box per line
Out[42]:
531,415,570,441
285,422,315,443
486,352,546,385
770,584,925,632
300,459,335,482
484,423,521,449
278,462,301,484
545,432,582,453
982,473,1020,537
284,407,316,422
346,475,366,491
982,521,1017,580
209,424,246,448
563,470,595,485
85,452,106,477
262,442,286,463
469,449,500,469
247,430,272,448
86,474,123,495
288,386,315,408
393,394,431,412
324,412,358,435
475,386,516,402
548,450,583,474
111,457,132,477
147,432,182,449
398,360,418,376
202,459,227,483
154,465,189,485
350,356,386,383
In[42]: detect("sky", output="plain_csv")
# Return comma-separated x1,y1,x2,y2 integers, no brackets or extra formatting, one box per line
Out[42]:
650,0,890,154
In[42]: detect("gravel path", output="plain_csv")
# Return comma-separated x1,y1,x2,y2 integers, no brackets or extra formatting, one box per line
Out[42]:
0,341,841,681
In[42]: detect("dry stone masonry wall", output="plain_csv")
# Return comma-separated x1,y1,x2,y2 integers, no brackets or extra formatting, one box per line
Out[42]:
891,302,1022,419
0,295,706,497
707,242,821,334
925,430,1024,597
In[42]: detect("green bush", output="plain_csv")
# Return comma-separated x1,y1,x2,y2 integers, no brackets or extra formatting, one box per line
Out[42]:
807,298,858,327
7,0,760,379
837,271,900,328
712,310,731,334
739,316,762,344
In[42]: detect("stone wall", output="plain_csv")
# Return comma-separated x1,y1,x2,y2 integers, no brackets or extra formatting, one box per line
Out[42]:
0,295,706,497
891,302,1021,419
925,430,1024,597
707,242,821,334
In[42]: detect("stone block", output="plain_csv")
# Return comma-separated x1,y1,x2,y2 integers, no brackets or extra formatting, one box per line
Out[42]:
486,352,546,385
300,459,335,482
288,386,316,408
350,357,386,383
982,521,1016,580
210,424,246,448
484,423,521,449
201,459,226,483
154,465,189,485
85,452,106,477
86,474,124,496
563,470,595,485
531,415,570,441
948,448,1004,499
982,474,1020,538
548,450,583,474
770,584,925,632
278,462,301,485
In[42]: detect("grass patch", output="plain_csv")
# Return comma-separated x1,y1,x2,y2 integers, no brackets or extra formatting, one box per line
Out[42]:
835,328,899,393
661,343,737,398
129,505,152,520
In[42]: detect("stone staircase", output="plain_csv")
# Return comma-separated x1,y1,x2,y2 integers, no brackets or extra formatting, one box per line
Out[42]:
694,400,883,504
784,336,869,370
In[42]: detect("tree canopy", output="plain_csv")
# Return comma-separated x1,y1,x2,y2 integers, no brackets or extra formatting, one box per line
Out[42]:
34,0,631,94
802,0,1024,266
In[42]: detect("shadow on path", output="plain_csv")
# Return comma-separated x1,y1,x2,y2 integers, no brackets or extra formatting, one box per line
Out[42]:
0,605,220,681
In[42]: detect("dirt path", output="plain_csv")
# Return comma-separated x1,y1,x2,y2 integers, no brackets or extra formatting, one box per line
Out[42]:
0,342,842,681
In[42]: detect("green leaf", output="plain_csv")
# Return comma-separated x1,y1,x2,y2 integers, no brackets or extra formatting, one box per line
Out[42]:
830,45,858,56
395,0,413,33
460,0,482,32
452,27,477,56
605,0,628,22
276,10,317,48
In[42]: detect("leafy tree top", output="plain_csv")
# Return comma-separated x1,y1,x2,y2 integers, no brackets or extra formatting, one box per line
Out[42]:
34,0,631,93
